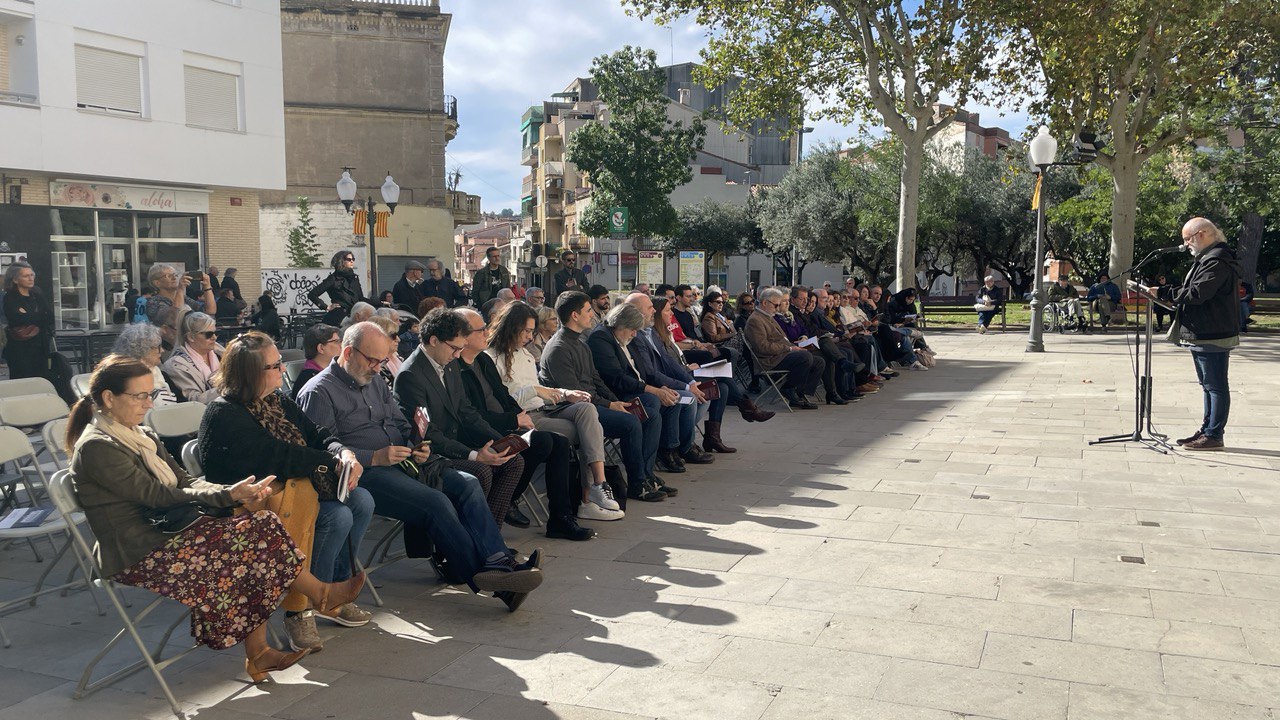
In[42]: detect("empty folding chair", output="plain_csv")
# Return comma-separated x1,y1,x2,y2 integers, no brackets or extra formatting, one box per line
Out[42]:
0,435,103,649
179,438,202,478
45,469,197,718
71,373,93,399
282,359,307,394
0,377,58,400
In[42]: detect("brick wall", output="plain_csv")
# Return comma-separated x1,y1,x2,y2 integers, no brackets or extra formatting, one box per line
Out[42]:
259,199,364,271
206,188,263,300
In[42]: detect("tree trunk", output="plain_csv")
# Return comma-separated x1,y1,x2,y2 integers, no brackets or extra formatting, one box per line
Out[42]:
1238,212,1263,286
1108,157,1140,281
894,133,927,291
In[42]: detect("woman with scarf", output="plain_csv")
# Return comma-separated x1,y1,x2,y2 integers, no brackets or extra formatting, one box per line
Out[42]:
199,331,374,652
162,312,223,403
68,355,364,682
307,250,366,326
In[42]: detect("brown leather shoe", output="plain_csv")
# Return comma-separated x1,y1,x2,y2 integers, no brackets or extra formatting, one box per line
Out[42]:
855,383,880,394
1182,436,1224,451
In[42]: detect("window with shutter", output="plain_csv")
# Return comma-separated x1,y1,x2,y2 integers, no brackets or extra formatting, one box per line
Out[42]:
184,65,241,131
74,45,144,116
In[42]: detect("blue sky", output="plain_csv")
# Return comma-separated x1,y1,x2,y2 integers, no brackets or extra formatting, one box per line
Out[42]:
443,1,1031,214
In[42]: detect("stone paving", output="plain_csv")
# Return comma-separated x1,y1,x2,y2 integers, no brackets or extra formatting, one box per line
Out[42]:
1,328,1279,720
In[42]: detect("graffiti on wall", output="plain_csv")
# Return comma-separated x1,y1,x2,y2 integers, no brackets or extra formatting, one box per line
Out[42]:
261,268,330,315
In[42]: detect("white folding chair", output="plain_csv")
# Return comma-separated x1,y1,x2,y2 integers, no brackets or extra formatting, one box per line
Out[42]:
71,373,93,399
279,348,305,363
0,377,57,399
744,344,794,413
282,359,307,392
46,469,197,718
144,402,206,440
179,438,202,478
0,435,103,649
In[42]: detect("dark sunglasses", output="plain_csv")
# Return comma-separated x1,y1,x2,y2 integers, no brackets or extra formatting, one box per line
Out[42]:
197,330,217,339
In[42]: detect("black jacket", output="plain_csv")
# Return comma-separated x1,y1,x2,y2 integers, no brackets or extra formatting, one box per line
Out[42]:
391,275,426,311
457,352,524,434
471,265,512,307
393,346,503,460
552,267,589,299
672,308,703,341
586,325,647,399
307,269,364,313
198,395,345,500
976,285,1005,308
421,276,465,308
1175,242,1241,342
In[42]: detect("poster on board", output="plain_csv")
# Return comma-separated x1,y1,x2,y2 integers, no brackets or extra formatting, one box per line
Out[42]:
638,251,664,287
261,268,331,315
677,251,705,287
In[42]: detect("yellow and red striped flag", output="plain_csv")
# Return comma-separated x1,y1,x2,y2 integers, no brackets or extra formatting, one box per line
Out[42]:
353,210,390,237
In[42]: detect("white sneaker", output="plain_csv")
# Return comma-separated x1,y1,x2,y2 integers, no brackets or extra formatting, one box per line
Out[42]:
588,482,620,511
977,324,986,334
577,501,625,521
911,361,929,371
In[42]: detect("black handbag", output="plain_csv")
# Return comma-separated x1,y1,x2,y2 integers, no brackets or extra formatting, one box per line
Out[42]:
144,502,233,534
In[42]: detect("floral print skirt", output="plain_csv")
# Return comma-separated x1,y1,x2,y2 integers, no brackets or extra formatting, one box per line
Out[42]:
113,510,305,649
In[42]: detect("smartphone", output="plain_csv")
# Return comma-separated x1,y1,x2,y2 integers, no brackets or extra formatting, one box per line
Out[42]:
186,270,202,281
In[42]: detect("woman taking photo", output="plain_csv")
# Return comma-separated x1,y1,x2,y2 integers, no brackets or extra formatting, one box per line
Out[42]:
485,303,623,521
163,312,223,403
3,261,54,381
200,332,374,651
67,355,364,682
307,251,365,325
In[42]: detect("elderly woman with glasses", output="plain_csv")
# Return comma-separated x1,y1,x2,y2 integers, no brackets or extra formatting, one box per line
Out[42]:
162,312,223,403
199,331,374,653
112,323,178,405
68,354,364,682
733,293,755,332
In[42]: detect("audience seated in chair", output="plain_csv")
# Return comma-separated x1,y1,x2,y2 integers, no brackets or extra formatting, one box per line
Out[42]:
742,287,824,409
162,312,223,403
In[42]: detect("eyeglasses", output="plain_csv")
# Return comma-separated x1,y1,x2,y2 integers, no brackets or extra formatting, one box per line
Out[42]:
323,337,340,345
442,339,467,356
120,389,163,402
344,256,355,262
196,330,217,339
354,347,391,368
262,360,283,371
563,258,576,263
709,299,723,304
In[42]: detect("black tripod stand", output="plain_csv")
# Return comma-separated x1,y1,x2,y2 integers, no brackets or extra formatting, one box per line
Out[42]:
1091,277,1176,453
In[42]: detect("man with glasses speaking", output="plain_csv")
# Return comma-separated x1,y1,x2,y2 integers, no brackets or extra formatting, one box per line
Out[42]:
296,321,544,611
552,249,589,300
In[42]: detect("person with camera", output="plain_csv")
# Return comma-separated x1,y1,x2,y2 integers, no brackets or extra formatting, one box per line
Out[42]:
145,262,215,333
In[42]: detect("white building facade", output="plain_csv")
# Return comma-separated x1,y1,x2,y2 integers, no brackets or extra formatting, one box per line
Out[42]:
0,0,285,325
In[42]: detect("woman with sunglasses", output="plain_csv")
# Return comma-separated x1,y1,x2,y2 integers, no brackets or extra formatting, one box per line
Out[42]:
733,293,755,332
308,251,365,326
200,332,374,652
68,355,364,682
162,312,223,403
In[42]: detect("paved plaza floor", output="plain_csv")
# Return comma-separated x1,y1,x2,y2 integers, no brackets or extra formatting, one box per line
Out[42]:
2,328,1279,720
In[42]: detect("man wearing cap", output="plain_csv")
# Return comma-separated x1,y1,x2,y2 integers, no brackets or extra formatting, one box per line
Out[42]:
393,260,428,310
472,246,512,308
975,275,1004,334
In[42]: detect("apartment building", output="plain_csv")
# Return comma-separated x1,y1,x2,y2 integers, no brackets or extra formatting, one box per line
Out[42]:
0,0,285,326
454,218,520,284
520,62,845,293
261,0,480,293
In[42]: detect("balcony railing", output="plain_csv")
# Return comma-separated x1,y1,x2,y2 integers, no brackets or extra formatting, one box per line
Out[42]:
442,94,457,121
0,91,38,106
521,174,534,197
521,145,538,166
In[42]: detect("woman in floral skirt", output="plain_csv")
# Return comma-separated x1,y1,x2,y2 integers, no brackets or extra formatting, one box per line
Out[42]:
67,355,365,682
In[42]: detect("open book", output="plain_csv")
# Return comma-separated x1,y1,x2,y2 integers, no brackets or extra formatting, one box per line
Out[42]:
491,429,535,456
797,336,820,349
337,458,354,503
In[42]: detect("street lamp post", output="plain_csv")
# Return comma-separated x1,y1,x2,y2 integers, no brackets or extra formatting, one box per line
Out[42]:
336,169,400,296
1025,126,1058,353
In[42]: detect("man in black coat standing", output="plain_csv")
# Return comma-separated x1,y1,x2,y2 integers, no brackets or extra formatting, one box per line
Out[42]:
552,249,589,300
422,259,465,308
392,260,427,310
1170,217,1241,451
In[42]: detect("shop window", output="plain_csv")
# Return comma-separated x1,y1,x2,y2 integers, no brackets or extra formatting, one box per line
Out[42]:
137,214,199,240
47,208,95,237
74,44,144,116
184,65,241,132
139,241,201,284
97,211,134,238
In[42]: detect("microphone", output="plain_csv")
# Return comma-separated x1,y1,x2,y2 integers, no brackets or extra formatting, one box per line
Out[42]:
1155,244,1188,254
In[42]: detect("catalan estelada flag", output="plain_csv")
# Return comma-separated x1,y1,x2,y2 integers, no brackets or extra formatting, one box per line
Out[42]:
354,210,390,238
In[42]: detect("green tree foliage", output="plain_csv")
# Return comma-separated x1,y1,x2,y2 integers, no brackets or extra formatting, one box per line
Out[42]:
988,0,1280,279
624,0,1006,290
659,199,762,260
285,196,322,269
566,46,706,240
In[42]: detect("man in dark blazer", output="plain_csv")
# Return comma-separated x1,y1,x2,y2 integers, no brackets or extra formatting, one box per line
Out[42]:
393,307,523,527
452,308,592,540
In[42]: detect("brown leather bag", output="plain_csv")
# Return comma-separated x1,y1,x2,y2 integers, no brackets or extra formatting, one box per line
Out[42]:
7,325,38,341
237,477,318,612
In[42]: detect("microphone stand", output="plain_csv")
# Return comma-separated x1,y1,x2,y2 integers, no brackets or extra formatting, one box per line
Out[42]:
1090,249,1177,453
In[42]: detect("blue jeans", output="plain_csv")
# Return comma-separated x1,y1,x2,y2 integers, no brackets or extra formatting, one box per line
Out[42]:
311,488,374,583
1190,350,1231,439
708,378,743,422
977,309,997,327
597,402,659,492
1241,301,1252,330
893,327,918,364
661,392,699,452
358,465,507,586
